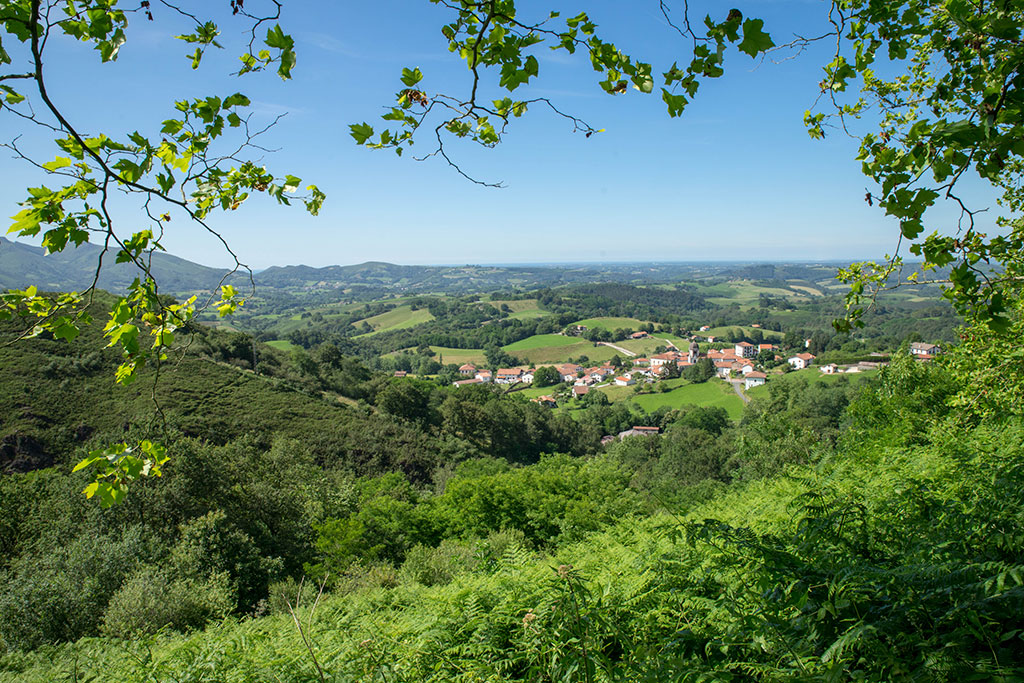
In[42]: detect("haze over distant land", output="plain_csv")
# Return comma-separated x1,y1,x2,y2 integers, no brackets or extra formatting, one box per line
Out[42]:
1,236,864,294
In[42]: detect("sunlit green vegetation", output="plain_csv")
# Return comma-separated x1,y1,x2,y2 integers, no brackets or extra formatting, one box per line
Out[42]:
354,305,435,336
630,379,745,419
428,346,486,366
571,316,648,330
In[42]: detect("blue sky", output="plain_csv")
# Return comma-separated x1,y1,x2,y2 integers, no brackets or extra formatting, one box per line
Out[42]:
0,1,1001,269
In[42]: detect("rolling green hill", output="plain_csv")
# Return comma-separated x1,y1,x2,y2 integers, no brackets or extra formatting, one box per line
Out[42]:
354,305,435,336
0,237,231,294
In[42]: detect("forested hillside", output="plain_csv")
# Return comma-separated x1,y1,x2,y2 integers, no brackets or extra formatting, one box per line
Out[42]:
3,332,1023,679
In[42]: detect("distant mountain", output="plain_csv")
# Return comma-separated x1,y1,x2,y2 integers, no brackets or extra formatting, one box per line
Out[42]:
254,261,735,293
0,237,231,293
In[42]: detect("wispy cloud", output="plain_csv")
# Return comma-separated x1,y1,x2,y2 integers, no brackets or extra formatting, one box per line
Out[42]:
300,32,366,59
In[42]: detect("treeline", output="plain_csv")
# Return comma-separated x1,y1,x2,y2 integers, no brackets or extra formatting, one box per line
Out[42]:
537,282,710,320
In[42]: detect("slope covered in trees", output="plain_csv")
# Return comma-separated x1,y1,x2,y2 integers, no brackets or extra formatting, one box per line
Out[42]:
3,347,1023,679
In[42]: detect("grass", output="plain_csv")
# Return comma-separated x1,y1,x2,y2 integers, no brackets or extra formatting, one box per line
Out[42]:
265,339,299,352
508,309,552,320
509,342,617,365
487,298,544,313
355,305,435,337
696,279,809,306
629,380,745,419
429,346,486,365
596,383,636,402
616,334,691,356
788,284,824,296
503,334,580,351
572,317,648,331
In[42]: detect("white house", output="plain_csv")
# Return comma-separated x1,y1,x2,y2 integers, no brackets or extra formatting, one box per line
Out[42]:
744,371,767,389
820,363,838,375
788,353,816,370
495,368,523,384
735,341,757,358
910,342,942,356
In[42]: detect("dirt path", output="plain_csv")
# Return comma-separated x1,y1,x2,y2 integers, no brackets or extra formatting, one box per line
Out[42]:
597,342,637,357
728,379,750,404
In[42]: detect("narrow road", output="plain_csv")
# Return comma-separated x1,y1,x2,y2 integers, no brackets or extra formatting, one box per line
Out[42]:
728,379,750,404
597,342,637,357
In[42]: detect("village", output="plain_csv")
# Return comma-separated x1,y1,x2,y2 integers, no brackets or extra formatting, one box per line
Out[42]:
446,327,942,407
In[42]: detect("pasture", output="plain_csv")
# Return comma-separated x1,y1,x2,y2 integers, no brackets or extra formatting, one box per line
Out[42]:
354,305,435,336
629,380,745,419
503,334,580,351
265,339,299,352
572,317,649,331
429,347,487,365
505,340,617,365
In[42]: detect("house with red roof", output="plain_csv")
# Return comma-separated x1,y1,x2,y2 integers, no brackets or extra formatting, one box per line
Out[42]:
745,371,767,389
788,353,816,370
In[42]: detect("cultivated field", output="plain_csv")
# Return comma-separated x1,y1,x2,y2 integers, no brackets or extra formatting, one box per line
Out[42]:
503,334,580,351
629,380,745,419
265,339,299,352
508,342,618,365
571,317,649,331
355,305,435,336
429,346,487,365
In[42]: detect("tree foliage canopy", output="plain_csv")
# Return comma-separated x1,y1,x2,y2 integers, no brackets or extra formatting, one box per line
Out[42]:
2,0,1024,502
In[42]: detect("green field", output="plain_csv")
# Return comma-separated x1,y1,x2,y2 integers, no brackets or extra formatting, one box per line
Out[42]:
508,342,617,365
695,279,810,306
788,284,824,296
503,334,580,351
629,380,745,419
616,334,691,356
508,308,552,320
265,339,299,352
572,317,649,331
596,383,637,402
355,305,435,336
429,346,486,365
488,298,544,312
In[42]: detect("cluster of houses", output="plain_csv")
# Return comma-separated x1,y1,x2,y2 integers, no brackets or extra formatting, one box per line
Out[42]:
452,361,614,388
445,335,937,402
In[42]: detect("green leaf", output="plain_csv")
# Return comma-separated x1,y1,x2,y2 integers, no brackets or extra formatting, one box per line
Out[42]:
42,157,72,171
738,18,774,57
278,49,296,79
265,24,294,50
401,67,423,87
350,122,375,145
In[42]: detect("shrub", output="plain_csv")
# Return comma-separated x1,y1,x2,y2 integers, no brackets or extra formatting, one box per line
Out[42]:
399,539,476,587
101,565,234,638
